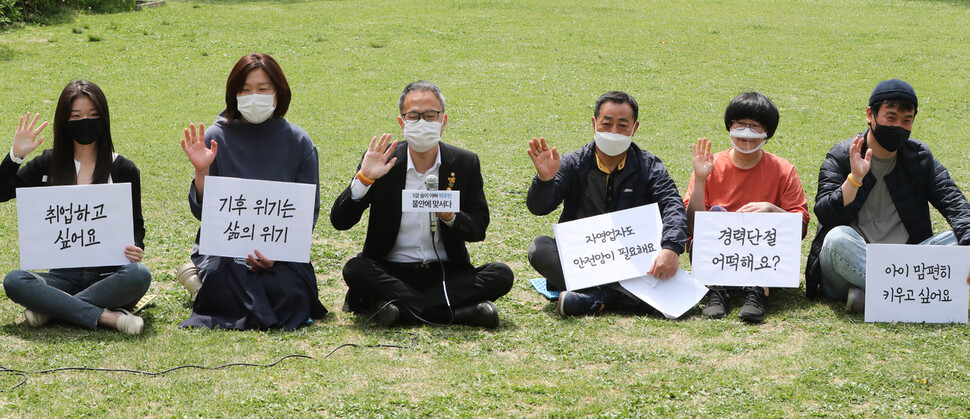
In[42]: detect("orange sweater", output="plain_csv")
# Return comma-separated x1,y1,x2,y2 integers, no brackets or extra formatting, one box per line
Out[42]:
685,150,809,238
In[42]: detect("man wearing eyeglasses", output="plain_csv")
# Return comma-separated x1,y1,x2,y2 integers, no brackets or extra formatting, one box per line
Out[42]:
807,79,970,312
331,80,513,328
525,91,688,317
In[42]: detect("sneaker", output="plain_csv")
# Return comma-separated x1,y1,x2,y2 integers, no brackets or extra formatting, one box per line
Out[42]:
557,289,609,317
176,262,203,302
453,301,500,329
373,301,400,327
24,309,49,327
738,287,767,323
115,310,144,335
846,288,865,313
702,287,731,319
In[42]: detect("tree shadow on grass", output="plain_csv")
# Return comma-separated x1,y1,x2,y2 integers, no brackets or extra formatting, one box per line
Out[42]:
343,310,520,344
906,0,970,8
0,311,158,340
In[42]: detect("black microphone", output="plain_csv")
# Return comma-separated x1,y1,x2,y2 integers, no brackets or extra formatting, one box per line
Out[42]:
425,174,438,233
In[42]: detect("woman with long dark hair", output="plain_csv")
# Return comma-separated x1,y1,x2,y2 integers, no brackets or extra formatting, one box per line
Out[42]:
178,53,327,330
0,80,151,334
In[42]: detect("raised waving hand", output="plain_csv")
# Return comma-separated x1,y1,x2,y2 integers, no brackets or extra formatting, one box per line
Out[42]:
527,137,560,181
359,133,398,181
12,112,48,160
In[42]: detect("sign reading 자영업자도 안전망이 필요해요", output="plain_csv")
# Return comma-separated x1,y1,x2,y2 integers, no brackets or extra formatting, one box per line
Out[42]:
553,203,664,291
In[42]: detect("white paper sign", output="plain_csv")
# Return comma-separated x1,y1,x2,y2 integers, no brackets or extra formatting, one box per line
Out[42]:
16,183,133,269
619,269,709,319
401,190,460,212
200,176,315,263
553,204,663,291
865,244,970,323
692,211,801,287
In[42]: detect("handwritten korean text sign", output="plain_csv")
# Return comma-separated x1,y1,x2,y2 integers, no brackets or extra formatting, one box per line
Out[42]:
554,204,663,291
692,211,801,287
200,176,315,263
865,244,970,323
16,183,133,269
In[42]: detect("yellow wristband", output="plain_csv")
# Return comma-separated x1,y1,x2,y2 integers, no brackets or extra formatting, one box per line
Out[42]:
356,171,375,186
847,173,862,188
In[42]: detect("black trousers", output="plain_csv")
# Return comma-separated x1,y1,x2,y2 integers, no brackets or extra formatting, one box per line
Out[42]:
527,235,653,313
342,256,513,322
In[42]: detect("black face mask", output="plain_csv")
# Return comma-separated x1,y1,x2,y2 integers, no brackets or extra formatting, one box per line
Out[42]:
66,118,104,145
871,123,910,152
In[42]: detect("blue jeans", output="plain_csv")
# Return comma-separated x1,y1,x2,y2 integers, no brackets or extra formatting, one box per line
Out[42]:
3,263,152,330
819,226,956,299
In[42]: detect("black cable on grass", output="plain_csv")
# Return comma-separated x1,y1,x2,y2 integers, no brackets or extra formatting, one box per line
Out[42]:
0,322,417,390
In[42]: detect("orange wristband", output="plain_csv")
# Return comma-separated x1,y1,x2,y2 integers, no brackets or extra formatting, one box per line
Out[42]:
356,171,375,186
847,173,862,188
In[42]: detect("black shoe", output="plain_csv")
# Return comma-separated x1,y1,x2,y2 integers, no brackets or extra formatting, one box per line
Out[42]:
738,287,767,323
702,287,731,319
557,289,610,317
453,301,499,329
373,301,400,327
846,288,865,313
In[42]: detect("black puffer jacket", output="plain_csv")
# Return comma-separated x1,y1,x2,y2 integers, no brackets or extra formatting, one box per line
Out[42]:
805,129,970,297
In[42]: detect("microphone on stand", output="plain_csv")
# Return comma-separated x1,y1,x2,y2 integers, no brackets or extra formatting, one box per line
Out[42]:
425,174,438,234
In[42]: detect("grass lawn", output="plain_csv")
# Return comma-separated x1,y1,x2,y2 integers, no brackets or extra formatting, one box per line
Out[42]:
0,0,969,415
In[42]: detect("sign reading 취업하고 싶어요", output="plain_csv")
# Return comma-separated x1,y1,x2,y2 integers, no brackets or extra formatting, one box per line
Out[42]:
16,183,133,270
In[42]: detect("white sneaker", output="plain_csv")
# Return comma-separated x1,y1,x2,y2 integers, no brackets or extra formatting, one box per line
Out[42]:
176,262,202,302
115,310,144,335
24,309,49,327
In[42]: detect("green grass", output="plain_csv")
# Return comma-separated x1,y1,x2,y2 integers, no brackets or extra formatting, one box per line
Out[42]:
0,0,968,415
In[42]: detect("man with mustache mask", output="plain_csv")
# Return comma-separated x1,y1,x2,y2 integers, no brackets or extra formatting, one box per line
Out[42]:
526,91,688,317
331,80,513,328
807,79,970,312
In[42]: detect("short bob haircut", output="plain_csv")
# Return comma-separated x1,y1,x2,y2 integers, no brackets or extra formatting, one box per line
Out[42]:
223,53,291,121
594,91,638,122
724,92,779,139
50,80,114,186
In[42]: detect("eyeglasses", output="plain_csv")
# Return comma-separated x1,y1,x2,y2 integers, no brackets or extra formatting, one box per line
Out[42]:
401,110,442,122
731,120,765,132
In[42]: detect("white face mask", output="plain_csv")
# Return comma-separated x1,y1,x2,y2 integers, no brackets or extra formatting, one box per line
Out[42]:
729,127,768,154
403,120,443,153
594,130,633,156
237,93,276,124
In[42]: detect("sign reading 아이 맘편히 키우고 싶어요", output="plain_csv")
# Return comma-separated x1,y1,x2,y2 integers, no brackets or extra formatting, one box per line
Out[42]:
865,244,970,323
16,183,134,270
199,176,315,263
